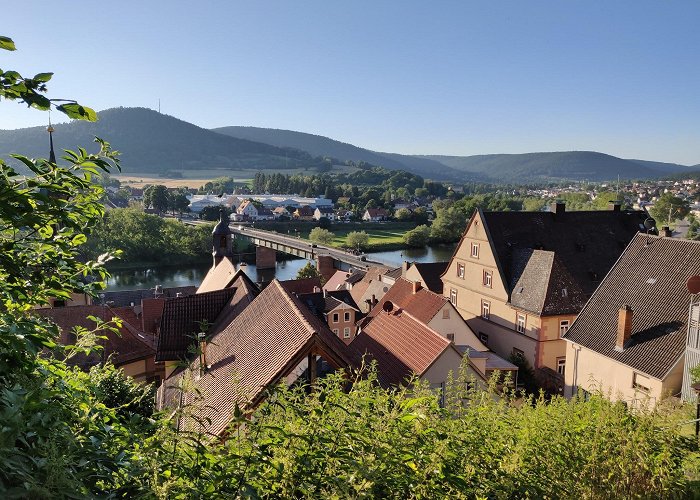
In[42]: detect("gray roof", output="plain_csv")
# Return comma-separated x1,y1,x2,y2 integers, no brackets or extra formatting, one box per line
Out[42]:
563,234,700,379
411,261,448,294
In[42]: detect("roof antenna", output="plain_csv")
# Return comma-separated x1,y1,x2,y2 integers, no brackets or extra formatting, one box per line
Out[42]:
47,110,56,164
644,217,656,246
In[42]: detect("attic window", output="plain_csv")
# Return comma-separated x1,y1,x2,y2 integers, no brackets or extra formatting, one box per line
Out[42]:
646,278,657,285
562,288,568,297
517,286,524,294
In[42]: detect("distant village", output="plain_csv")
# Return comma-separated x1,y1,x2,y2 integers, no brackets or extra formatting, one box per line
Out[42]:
36,185,700,436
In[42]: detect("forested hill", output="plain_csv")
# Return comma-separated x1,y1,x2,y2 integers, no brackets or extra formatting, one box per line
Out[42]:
0,107,314,174
212,126,462,181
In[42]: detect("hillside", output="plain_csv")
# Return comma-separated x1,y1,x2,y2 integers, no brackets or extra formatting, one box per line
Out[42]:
0,107,314,174
419,151,691,182
212,126,459,181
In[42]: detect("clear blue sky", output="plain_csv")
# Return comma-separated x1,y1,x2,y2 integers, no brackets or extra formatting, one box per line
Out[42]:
2,1,699,164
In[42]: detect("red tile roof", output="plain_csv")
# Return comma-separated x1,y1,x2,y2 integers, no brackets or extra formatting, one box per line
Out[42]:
158,280,356,436
367,278,447,324
352,308,458,387
197,258,238,294
280,277,322,295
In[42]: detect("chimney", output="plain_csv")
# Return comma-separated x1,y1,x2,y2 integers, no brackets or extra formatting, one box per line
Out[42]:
313,286,321,293
198,332,208,373
372,294,378,306
615,305,633,352
412,281,422,294
551,200,565,215
322,288,327,298
661,226,672,238
608,201,621,212
402,261,411,276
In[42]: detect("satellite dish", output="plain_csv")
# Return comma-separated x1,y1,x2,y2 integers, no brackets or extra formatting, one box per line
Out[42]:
643,218,656,231
687,275,700,294
382,301,394,313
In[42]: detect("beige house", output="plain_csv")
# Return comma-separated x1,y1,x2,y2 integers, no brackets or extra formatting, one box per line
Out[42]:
563,234,700,403
297,289,362,344
441,203,650,391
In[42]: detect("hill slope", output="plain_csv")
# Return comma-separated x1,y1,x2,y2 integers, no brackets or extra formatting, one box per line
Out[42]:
0,107,314,174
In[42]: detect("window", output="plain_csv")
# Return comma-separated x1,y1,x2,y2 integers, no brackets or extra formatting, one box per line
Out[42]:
446,333,455,342
332,313,339,323
632,372,650,393
483,270,492,288
53,299,66,308
481,300,490,320
516,313,526,333
343,327,351,339
559,320,570,337
512,347,524,358
471,242,479,258
344,311,351,322
556,357,566,376
479,332,489,346
450,288,457,306
442,308,450,319
332,328,339,335
457,263,465,279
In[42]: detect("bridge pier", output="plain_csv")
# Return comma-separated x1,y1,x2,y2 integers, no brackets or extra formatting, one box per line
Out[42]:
256,246,276,270
316,255,337,282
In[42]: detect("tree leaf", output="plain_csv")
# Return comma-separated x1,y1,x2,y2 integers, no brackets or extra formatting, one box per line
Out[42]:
33,72,53,83
56,103,98,122
0,36,16,51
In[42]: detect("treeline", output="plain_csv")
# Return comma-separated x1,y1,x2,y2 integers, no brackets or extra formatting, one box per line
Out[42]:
81,208,211,265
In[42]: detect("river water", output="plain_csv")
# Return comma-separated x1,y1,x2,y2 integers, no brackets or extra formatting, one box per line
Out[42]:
105,245,456,291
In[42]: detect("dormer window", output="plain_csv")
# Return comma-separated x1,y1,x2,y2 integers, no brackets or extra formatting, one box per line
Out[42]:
471,243,480,258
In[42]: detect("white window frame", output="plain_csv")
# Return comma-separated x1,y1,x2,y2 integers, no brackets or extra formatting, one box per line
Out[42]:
471,242,479,258
481,300,490,320
450,288,457,306
556,357,566,376
343,327,351,339
516,313,526,333
457,263,465,279
559,320,570,338
483,270,492,288
332,312,339,323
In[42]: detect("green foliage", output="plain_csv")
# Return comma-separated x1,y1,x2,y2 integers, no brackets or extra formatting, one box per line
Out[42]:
346,230,369,250
82,207,211,265
309,227,334,245
403,225,430,248
394,207,412,221
199,205,231,221
143,184,170,212
650,192,691,225
296,261,324,283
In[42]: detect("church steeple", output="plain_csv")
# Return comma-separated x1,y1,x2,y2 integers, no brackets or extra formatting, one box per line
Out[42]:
211,209,232,268
47,115,56,164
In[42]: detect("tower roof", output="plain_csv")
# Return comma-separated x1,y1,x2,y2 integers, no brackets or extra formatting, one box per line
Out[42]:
212,209,232,235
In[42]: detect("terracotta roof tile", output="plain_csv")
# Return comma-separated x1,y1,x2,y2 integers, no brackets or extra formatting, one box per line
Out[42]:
280,277,322,295
367,278,447,324
563,234,700,379
197,258,238,294
352,308,457,387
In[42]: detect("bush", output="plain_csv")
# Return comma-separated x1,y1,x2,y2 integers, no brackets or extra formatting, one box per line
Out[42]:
403,224,430,247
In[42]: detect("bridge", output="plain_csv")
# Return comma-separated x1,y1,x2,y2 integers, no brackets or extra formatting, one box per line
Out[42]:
230,226,392,279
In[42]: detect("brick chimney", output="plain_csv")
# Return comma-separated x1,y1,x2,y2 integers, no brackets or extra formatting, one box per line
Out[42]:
661,226,672,237
412,280,422,294
402,261,411,276
551,201,565,215
615,305,633,352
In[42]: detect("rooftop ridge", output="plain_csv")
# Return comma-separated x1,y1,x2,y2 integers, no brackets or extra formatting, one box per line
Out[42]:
273,279,319,335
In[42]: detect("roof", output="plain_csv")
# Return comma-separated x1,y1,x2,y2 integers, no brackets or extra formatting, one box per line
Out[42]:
410,262,448,294
323,270,352,291
280,277,322,295
297,290,361,319
210,271,260,333
478,207,649,314
384,267,402,280
100,285,196,307
158,280,357,436
365,208,388,217
367,278,447,324
563,234,700,379
316,206,334,214
35,305,155,368
155,288,237,361
295,206,315,216
352,308,459,387
197,258,238,294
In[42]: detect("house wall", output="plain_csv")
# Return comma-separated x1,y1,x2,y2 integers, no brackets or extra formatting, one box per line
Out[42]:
427,303,488,351
564,342,672,402
538,314,577,372
328,306,357,344
422,347,464,388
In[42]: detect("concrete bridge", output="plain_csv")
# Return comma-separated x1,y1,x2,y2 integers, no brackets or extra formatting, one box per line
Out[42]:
230,226,391,280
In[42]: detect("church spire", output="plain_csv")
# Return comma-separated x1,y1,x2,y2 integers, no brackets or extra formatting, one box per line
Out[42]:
47,114,56,163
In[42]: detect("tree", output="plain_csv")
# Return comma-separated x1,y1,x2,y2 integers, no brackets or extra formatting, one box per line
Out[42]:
430,207,467,243
394,208,412,221
403,225,430,247
168,188,191,214
296,261,324,283
143,184,169,212
199,205,231,221
317,216,332,230
346,231,369,251
309,227,335,245
649,192,690,225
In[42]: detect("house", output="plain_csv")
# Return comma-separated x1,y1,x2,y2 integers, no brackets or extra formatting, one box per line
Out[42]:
35,304,162,383
563,234,700,403
298,290,362,344
441,202,651,392
255,207,275,221
293,205,315,221
156,279,357,436
313,206,335,221
403,261,448,294
363,208,388,221
349,266,394,313
237,200,259,219
272,206,290,219
352,306,479,391
335,209,354,221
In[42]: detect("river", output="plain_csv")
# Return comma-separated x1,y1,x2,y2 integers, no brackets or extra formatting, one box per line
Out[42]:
105,245,456,291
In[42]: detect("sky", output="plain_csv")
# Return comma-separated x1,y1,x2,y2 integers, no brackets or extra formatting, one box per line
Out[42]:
2,1,699,165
